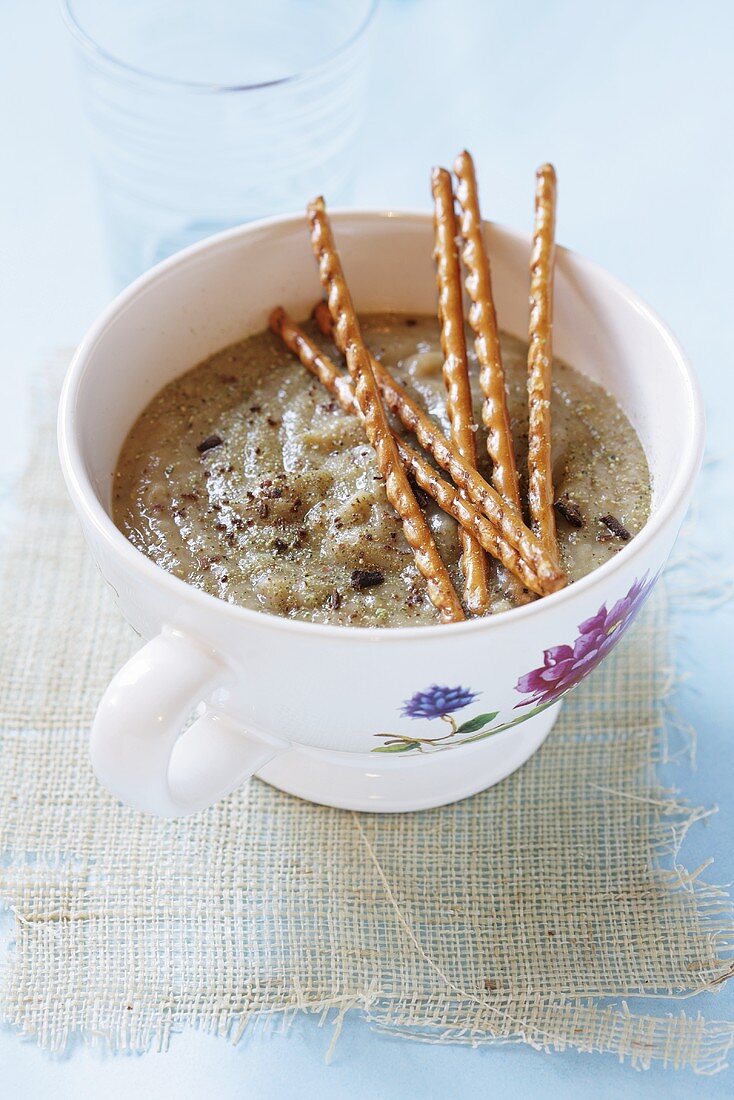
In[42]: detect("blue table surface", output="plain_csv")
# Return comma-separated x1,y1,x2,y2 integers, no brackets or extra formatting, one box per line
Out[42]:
1,1,733,1096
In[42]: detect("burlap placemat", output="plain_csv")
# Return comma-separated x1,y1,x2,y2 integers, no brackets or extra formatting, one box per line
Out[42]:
1,365,733,1072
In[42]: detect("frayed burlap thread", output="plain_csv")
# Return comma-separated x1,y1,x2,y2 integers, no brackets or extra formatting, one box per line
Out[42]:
1,361,733,1071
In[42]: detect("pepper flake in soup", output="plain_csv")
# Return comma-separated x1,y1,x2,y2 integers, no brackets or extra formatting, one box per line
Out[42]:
113,313,650,627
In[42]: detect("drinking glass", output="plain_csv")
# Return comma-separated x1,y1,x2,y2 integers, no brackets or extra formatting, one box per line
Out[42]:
62,0,376,286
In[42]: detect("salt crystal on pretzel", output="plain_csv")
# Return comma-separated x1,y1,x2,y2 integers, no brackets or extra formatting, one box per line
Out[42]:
307,197,465,624
527,164,559,561
431,166,491,616
313,301,566,596
269,307,548,596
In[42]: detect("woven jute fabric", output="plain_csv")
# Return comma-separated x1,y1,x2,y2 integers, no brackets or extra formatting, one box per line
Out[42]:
1,365,733,1072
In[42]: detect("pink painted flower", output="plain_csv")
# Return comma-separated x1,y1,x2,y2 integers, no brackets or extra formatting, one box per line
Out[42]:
515,573,654,707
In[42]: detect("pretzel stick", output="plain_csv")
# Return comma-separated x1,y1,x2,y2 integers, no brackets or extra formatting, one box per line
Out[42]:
454,151,526,606
269,308,549,596
431,167,491,615
313,301,566,595
527,164,559,561
453,150,521,515
307,197,465,624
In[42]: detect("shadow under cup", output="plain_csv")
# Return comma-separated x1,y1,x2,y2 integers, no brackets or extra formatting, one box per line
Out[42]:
62,0,376,287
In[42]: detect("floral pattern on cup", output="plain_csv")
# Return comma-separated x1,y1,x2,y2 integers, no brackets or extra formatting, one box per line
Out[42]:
400,684,479,722
514,572,654,708
373,685,500,753
373,573,654,754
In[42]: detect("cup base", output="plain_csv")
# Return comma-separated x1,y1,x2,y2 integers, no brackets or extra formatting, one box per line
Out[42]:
256,701,561,812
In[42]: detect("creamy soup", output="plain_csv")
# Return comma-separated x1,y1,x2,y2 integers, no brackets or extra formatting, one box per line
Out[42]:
113,314,651,626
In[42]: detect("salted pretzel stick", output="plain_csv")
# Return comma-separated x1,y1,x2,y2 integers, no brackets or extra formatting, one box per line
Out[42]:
307,197,465,624
453,150,521,516
431,167,491,615
527,164,559,561
313,301,566,595
454,150,526,607
269,308,549,596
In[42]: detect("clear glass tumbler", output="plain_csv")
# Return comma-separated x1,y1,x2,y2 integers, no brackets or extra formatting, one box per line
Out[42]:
62,0,376,286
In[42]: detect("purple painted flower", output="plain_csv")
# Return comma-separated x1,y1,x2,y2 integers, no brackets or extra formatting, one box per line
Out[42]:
402,684,479,720
515,573,654,708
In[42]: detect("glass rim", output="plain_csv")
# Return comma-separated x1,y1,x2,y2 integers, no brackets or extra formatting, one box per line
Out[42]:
60,0,378,93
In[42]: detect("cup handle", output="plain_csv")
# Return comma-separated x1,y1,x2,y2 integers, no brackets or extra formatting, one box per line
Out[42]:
90,628,285,817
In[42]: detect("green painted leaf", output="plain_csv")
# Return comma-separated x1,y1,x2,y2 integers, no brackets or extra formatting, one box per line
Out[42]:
458,700,558,745
456,711,499,734
372,742,418,753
